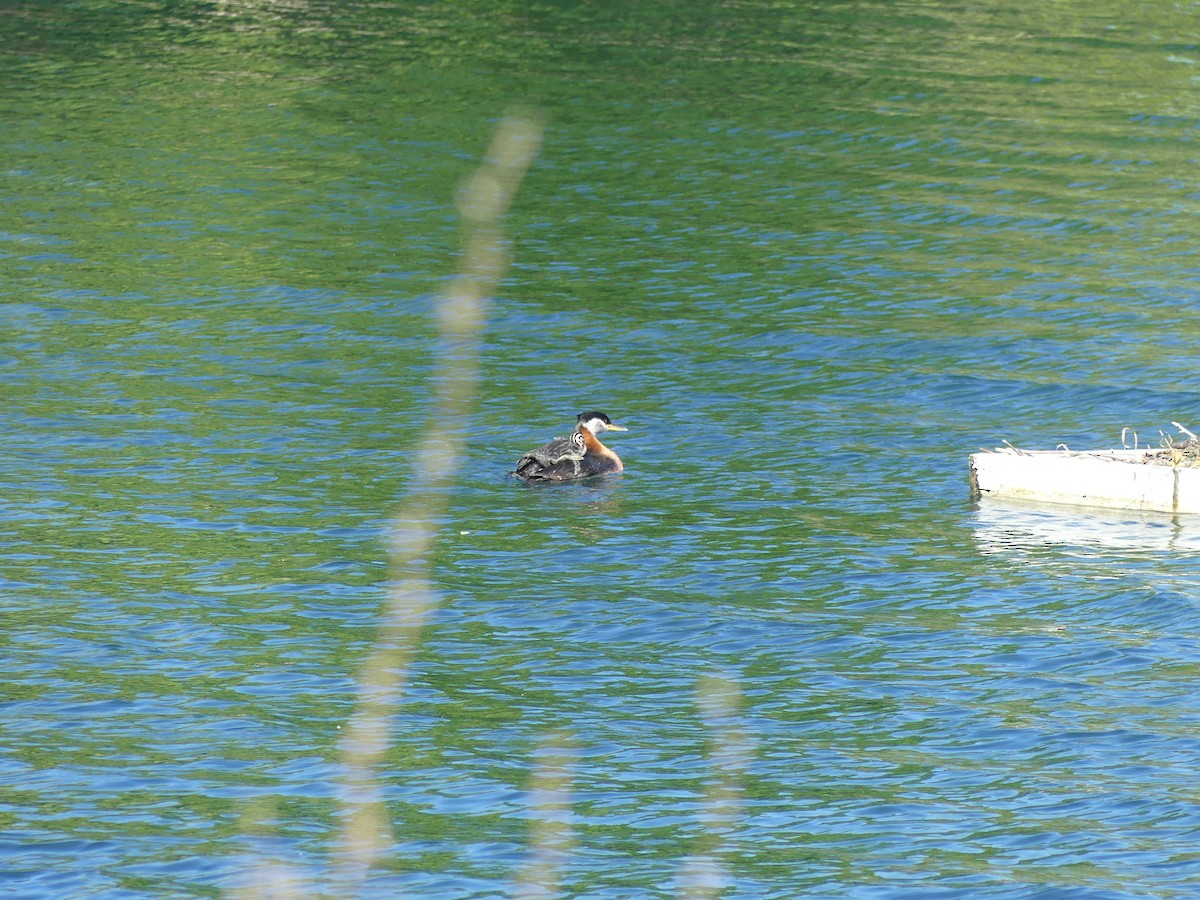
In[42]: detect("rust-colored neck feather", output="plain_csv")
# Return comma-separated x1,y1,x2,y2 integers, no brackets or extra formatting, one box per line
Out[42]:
577,425,622,470
577,424,605,453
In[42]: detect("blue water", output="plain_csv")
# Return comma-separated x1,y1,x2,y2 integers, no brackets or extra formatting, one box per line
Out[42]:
5,2,1200,897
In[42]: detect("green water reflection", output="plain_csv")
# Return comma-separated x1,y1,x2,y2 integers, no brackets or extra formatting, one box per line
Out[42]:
7,1,1200,897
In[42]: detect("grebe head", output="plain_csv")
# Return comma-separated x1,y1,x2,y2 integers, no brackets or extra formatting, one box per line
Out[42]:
576,410,627,435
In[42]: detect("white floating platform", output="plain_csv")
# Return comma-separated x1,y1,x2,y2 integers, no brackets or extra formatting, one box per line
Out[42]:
969,446,1200,515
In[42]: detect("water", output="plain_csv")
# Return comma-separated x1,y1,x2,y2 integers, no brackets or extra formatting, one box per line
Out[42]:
5,2,1200,897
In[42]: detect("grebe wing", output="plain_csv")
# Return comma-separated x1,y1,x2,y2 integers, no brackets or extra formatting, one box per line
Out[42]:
512,430,586,479
523,431,585,466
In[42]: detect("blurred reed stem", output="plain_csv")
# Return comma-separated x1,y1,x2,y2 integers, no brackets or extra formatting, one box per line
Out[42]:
677,672,750,899
240,115,749,898
513,733,578,899
332,113,543,891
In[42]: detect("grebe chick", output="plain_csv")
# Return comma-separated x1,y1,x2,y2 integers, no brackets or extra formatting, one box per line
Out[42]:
511,410,628,482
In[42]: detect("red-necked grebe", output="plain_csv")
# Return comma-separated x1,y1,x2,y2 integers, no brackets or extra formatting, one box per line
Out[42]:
512,411,628,482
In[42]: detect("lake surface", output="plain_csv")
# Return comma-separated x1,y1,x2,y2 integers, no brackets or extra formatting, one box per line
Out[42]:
5,2,1200,897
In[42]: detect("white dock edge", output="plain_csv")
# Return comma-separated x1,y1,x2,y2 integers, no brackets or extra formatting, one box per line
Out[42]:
968,447,1200,515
